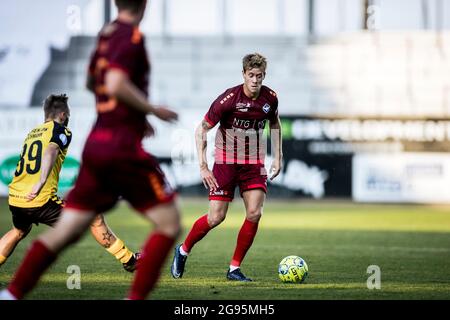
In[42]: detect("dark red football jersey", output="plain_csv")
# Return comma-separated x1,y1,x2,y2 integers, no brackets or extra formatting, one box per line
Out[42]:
204,84,278,164
87,19,150,149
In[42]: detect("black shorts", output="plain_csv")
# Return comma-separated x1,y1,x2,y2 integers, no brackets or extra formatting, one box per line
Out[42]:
9,197,63,231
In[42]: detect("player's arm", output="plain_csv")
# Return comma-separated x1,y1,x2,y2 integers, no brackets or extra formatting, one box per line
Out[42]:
86,50,97,93
105,69,178,122
195,120,219,191
269,115,283,181
86,74,95,93
26,143,59,201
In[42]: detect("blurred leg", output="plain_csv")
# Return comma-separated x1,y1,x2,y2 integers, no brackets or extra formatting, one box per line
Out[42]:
6,209,95,299
0,227,31,266
39,209,96,251
127,201,181,300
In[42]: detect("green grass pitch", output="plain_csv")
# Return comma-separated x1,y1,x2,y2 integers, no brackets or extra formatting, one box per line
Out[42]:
0,197,449,300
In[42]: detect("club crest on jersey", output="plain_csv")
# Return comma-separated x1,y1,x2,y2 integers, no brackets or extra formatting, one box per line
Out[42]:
59,134,68,146
262,103,271,113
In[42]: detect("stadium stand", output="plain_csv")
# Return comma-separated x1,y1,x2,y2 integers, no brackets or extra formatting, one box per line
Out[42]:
29,32,450,118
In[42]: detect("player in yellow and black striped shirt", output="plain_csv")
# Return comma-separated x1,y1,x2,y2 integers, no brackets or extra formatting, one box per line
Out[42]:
0,94,139,272
8,111,72,208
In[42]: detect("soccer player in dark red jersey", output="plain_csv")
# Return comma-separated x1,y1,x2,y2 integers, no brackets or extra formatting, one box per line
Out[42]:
171,53,282,281
0,0,180,300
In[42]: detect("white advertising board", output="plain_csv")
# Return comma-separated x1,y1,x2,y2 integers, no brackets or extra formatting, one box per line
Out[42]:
353,153,450,204
0,108,207,196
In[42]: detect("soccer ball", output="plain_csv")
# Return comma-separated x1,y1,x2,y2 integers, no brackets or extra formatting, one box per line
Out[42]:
278,255,308,283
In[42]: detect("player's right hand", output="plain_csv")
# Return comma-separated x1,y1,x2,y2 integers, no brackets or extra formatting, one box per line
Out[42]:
200,167,219,191
153,106,178,123
26,181,44,201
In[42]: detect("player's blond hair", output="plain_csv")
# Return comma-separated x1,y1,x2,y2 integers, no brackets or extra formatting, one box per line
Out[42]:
43,94,69,119
242,53,267,73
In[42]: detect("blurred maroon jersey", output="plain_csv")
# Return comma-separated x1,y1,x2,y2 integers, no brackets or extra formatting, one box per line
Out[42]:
87,19,150,151
65,20,175,214
205,84,278,164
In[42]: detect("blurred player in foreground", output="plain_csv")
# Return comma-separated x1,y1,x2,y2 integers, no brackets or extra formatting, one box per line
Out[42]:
0,94,138,272
171,53,282,281
1,0,180,300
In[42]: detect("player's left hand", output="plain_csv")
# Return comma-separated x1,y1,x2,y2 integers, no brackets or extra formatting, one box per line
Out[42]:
153,106,178,123
26,182,44,201
269,160,282,181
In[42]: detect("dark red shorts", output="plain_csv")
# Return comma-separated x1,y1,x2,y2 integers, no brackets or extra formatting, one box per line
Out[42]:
209,163,267,202
65,144,175,214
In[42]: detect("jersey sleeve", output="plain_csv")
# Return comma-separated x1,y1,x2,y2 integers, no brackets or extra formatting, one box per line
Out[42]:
204,90,235,127
108,36,141,75
50,123,72,151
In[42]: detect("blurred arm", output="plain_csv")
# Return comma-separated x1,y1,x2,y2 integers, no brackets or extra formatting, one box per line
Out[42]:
105,69,155,114
86,74,95,93
105,69,178,122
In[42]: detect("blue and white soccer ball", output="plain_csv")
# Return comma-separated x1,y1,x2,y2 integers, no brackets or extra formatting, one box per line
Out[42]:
278,255,308,283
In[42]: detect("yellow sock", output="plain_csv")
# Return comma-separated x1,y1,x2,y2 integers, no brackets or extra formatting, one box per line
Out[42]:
106,239,133,264
0,254,7,266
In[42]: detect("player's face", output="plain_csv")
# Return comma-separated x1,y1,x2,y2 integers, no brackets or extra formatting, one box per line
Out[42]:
243,68,265,96
60,110,70,126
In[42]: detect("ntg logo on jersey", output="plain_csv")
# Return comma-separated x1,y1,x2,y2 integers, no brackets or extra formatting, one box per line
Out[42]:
0,154,80,193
